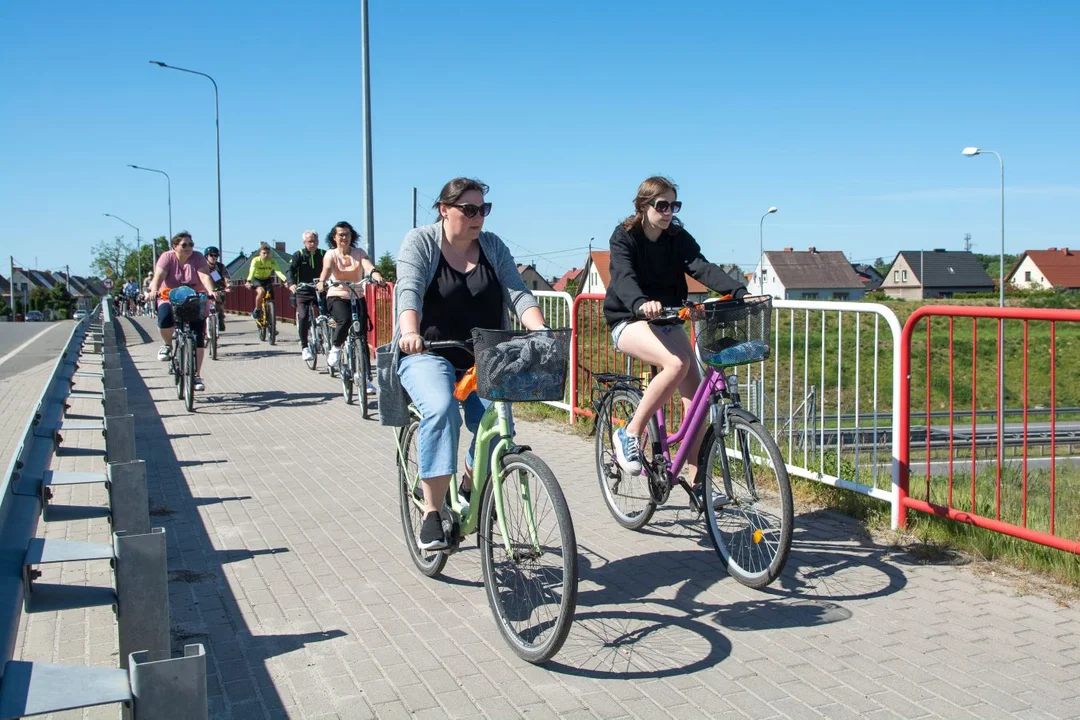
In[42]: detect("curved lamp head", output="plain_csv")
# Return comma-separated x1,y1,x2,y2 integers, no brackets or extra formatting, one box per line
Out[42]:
149,60,166,67
962,147,981,156
767,206,778,214
127,164,138,169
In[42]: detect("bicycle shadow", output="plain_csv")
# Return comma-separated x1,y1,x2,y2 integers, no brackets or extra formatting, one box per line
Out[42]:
194,391,337,414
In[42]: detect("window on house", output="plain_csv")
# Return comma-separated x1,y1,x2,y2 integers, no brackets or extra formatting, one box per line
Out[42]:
834,292,849,300
893,270,899,282
1025,271,1031,281
803,292,819,300
902,270,908,282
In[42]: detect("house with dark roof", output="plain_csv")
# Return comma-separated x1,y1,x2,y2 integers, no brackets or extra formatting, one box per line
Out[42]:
578,250,712,302
1006,248,1080,290
880,250,993,299
853,263,884,291
517,264,554,292
754,248,866,301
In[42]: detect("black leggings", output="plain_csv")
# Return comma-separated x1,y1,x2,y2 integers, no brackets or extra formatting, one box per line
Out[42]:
295,293,321,346
326,296,368,347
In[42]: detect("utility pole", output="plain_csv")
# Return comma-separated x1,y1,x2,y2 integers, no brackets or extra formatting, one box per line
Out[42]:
9,257,15,321
920,250,925,300
963,233,972,253
412,187,418,229
66,265,70,294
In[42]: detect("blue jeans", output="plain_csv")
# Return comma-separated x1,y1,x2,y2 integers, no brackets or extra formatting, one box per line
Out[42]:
398,352,493,479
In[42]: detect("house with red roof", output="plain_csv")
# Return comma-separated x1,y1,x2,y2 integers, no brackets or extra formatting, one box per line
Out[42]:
1006,248,1080,290
552,267,583,293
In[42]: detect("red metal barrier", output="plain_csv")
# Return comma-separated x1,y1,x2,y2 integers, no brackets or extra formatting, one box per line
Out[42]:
898,305,1080,554
571,294,684,428
224,280,394,358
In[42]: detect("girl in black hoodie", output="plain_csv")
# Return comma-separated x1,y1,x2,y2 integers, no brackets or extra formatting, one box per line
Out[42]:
603,176,746,495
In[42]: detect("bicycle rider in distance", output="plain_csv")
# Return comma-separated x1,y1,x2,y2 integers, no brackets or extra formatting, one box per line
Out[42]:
248,241,287,322
316,221,382,370
394,177,551,552
122,277,140,314
288,229,327,364
603,176,748,505
147,231,218,391
204,246,230,332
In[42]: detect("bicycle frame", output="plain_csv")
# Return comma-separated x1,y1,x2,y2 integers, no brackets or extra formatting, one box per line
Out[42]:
397,400,536,558
650,366,729,484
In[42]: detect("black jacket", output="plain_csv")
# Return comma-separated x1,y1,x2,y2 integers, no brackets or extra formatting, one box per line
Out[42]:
603,224,745,327
287,247,326,290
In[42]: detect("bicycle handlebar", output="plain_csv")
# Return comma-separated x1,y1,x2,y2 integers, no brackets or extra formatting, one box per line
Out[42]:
421,339,474,354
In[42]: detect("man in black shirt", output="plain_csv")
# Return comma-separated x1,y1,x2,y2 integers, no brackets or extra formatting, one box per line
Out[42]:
287,230,326,362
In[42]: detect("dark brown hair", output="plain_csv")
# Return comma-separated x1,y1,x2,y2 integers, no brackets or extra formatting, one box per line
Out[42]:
433,177,489,212
170,231,193,248
325,221,358,249
621,176,683,234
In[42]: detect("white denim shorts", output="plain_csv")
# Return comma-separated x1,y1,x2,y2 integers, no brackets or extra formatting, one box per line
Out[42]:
611,319,680,352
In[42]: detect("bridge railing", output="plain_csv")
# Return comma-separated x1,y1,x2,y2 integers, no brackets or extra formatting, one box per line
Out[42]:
899,305,1080,555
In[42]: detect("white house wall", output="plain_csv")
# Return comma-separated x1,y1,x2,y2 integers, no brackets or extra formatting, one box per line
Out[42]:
1011,255,1052,290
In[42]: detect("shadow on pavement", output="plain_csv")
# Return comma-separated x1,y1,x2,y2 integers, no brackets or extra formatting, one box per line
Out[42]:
195,391,337,415
115,322,345,717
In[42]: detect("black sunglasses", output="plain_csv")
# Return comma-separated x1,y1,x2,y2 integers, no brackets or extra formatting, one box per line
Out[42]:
178,242,194,248
449,202,492,219
206,253,219,258
648,199,682,214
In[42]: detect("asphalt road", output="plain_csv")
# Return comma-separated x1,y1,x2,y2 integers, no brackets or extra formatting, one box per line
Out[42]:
0,321,74,381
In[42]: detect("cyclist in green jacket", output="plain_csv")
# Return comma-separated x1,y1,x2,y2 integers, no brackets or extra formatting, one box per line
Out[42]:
248,242,287,321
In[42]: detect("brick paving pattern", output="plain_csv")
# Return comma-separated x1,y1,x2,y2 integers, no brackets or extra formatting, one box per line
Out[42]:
12,315,1080,719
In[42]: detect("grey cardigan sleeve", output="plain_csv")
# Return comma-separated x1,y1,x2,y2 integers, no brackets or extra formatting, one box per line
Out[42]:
482,232,540,321
394,226,434,322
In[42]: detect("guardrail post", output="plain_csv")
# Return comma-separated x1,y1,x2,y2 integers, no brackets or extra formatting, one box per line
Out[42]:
113,529,169,671
104,388,128,417
108,461,151,536
127,645,208,720
104,415,135,464
103,371,125,391
103,353,121,372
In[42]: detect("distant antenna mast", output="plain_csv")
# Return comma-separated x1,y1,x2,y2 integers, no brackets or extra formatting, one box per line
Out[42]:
963,233,973,252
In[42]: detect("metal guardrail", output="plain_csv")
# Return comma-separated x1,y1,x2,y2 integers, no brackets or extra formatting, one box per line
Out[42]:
0,299,207,718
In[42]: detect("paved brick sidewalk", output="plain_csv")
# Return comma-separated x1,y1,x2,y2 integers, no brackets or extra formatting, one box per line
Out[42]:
68,316,1080,719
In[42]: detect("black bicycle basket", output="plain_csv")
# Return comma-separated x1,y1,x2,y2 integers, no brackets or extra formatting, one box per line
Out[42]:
471,328,572,402
174,295,203,325
693,296,772,368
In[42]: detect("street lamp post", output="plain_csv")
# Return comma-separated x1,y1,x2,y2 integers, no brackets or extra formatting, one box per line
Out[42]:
150,61,222,262
758,206,778,295
128,165,172,263
360,0,376,258
104,213,141,280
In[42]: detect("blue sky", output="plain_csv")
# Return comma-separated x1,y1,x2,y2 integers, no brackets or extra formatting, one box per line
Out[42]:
2,0,1078,279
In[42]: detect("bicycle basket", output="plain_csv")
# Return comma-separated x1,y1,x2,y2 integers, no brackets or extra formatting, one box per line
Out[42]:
693,296,772,368
173,295,203,325
471,328,572,402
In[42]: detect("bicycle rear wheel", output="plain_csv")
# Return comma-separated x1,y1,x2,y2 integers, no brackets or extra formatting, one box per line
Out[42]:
700,411,793,588
398,418,447,577
356,337,370,419
480,451,577,664
305,331,317,370
208,319,218,361
183,336,196,413
268,301,276,346
595,388,657,530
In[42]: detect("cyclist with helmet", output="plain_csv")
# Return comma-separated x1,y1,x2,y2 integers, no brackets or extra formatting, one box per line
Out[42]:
287,230,327,363
204,246,230,332
248,242,287,321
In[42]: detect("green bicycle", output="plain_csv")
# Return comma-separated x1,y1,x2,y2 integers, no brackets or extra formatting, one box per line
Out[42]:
396,330,578,664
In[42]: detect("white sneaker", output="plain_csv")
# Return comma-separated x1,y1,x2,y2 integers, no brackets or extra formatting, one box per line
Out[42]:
301,347,313,362
157,345,170,361
613,427,643,476
194,377,205,391
366,381,377,395
327,347,341,367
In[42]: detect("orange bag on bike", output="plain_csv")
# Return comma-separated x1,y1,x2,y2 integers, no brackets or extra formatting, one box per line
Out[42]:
453,366,477,401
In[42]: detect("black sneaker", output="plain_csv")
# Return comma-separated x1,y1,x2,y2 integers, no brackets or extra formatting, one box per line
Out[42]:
418,511,447,551
218,318,226,332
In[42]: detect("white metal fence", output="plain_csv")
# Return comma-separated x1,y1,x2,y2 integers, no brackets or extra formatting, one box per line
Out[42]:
741,300,903,527
511,290,574,414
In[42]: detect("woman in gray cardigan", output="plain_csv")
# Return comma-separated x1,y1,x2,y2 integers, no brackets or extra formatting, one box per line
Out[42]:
396,177,548,551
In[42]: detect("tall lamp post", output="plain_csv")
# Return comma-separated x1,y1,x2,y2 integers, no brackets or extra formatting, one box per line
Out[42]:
128,164,172,263
360,0,375,258
103,213,142,280
758,206,778,294
150,61,222,262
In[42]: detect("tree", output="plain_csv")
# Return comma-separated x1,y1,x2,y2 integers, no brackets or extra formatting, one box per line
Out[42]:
375,251,397,283
122,244,156,281
564,278,580,297
92,235,131,279
873,257,890,276
0,295,9,318
29,286,50,311
46,284,76,317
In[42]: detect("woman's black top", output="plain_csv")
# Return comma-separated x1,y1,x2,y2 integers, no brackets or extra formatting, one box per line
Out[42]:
603,224,746,327
421,245,503,369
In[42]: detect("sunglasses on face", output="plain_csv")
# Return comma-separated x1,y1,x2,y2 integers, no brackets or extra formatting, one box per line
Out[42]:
449,202,492,219
178,242,194,248
648,199,682,214
207,254,219,258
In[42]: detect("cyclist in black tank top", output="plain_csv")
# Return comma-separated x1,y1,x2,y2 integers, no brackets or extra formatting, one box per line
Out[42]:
420,247,504,370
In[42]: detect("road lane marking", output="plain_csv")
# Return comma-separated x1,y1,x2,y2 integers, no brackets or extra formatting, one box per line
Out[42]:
0,324,68,369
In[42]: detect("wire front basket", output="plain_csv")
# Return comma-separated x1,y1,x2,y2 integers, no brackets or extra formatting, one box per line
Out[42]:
173,295,204,325
471,328,572,402
693,296,772,368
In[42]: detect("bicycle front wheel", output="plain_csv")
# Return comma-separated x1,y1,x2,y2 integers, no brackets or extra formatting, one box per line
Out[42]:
183,336,196,413
357,338,370,419
173,342,184,399
208,321,218,361
700,411,793,588
481,451,577,664
268,302,276,346
341,345,354,404
397,418,447,577
594,388,657,530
